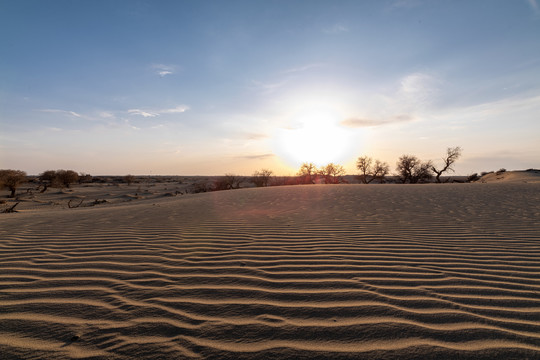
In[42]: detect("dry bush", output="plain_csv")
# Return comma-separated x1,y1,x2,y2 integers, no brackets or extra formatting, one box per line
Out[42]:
0,169,27,198
251,169,273,187
297,163,318,184
320,163,346,184
396,155,433,183
124,174,135,185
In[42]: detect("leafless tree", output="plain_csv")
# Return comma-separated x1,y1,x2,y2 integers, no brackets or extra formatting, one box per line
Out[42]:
396,155,433,183
372,160,390,183
356,156,390,184
320,163,346,184
251,169,273,187
297,162,318,184
431,146,462,183
356,156,373,184
0,170,27,198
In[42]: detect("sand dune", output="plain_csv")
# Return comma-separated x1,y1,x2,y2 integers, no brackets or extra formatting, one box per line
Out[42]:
1,183,540,359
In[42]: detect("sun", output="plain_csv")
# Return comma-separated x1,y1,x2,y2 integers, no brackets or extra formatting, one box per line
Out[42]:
273,104,355,168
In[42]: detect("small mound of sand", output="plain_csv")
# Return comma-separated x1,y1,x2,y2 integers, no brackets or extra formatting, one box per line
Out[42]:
479,170,540,183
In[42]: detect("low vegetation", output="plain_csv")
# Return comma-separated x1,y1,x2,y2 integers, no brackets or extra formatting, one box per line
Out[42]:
9,145,527,208
0,170,27,198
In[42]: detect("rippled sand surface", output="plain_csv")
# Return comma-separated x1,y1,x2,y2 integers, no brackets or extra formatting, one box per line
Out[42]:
1,183,539,359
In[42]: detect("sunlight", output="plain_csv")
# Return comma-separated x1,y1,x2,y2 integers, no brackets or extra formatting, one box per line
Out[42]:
273,104,355,167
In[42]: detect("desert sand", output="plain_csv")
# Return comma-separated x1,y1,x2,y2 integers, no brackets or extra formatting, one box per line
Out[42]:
1,176,540,359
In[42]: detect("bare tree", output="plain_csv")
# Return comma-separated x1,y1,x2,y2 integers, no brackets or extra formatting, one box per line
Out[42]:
396,155,433,183
356,156,373,184
297,162,318,184
251,169,273,187
321,163,346,184
372,160,390,183
0,170,27,198
357,156,390,184
431,146,462,183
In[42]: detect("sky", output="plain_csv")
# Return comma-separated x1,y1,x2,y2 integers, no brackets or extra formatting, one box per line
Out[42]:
1,0,539,176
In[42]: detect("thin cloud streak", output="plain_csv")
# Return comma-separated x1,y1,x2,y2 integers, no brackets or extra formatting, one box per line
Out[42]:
128,105,189,117
340,115,414,128
38,109,83,118
152,64,176,77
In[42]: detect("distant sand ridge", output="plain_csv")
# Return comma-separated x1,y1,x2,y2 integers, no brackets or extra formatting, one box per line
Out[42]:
1,180,540,359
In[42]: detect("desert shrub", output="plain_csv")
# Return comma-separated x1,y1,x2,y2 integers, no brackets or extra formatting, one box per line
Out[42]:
320,163,346,184
214,174,242,190
124,174,135,185
56,170,79,188
39,170,78,188
496,168,506,175
396,155,433,183
251,169,273,187
466,173,480,182
0,169,27,197
78,173,93,184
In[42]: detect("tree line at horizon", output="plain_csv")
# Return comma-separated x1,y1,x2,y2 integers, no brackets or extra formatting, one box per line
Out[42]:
0,146,514,198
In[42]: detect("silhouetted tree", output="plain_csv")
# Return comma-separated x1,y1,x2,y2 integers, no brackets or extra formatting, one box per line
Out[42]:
215,174,243,190
431,146,462,183
321,163,345,184
297,162,318,184
0,169,27,198
356,156,373,184
356,156,391,184
396,155,433,183
251,169,273,187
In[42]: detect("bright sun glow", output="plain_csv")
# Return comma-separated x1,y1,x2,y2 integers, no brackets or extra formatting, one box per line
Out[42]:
273,104,355,168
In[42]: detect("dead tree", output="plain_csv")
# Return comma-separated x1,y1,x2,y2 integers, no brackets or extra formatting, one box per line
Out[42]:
68,199,84,208
431,146,462,183
2,202,19,213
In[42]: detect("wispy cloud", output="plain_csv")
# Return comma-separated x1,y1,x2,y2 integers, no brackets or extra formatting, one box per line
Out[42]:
160,105,189,114
340,115,414,128
128,105,189,117
128,109,159,118
281,63,325,74
152,64,176,77
398,72,441,108
237,153,275,160
323,23,349,34
39,109,82,118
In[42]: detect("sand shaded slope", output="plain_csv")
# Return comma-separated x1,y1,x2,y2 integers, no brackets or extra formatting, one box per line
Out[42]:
1,183,540,359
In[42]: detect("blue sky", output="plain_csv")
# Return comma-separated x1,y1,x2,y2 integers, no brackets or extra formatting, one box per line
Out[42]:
1,0,539,175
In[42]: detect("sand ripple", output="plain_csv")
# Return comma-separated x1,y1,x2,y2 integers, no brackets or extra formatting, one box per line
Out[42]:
1,183,540,359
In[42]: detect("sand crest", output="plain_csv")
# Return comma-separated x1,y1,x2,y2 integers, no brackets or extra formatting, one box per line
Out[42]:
1,183,540,359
